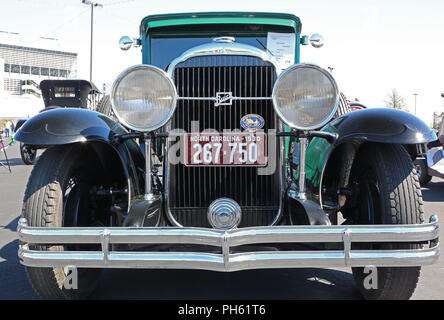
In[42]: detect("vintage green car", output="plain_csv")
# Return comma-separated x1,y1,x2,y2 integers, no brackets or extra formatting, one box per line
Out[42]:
16,12,439,300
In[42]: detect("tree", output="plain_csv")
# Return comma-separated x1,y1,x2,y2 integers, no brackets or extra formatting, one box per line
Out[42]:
385,89,409,112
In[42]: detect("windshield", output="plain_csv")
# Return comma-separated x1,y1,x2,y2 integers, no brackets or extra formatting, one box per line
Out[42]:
150,36,268,70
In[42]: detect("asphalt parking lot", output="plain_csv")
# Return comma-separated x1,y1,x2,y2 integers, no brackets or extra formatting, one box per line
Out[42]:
1,142,443,300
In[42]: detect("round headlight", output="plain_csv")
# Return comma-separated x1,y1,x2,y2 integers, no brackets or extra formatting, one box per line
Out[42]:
272,64,339,130
111,65,177,132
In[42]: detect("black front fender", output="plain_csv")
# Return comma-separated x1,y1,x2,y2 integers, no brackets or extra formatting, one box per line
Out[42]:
306,108,436,203
15,108,146,201
15,108,126,145
330,108,436,144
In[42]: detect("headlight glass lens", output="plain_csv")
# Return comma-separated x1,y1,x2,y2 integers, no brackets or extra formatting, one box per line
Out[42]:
111,65,177,132
272,64,338,130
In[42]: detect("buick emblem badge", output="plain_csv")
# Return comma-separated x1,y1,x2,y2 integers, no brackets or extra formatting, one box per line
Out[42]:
215,92,233,106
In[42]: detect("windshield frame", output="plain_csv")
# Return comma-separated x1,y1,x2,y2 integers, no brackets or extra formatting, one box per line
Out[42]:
144,24,299,68
150,35,274,70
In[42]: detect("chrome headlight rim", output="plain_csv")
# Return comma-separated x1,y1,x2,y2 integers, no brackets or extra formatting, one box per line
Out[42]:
272,63,339,131
110,64,178,132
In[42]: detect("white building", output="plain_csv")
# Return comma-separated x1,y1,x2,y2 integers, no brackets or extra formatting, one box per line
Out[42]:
0,40,77,120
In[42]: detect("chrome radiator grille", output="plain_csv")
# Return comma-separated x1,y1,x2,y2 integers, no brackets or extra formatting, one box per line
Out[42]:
168,55,281,227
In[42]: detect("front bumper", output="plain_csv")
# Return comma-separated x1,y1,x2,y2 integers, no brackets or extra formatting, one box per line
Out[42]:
17,216,440,272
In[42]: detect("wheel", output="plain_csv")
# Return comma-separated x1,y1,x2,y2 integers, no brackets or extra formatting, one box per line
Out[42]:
20,142,37,165
334,92,351,117
22,144,103,299
345,143,424,300
95,95,116,120
414,158,432,185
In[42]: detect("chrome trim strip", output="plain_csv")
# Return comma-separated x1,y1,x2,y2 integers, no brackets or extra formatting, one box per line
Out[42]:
19,247,439,270
177,97,273,101
269,121,286,226
166,42,280,77
18,217,440,245
298,137,307,200
17,217,440,270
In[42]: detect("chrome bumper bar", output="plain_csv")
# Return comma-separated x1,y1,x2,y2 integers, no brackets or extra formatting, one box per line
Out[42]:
17,216,440,271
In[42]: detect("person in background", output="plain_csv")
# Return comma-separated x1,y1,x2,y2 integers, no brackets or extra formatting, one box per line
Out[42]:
4,120,11,138
10,121,16,144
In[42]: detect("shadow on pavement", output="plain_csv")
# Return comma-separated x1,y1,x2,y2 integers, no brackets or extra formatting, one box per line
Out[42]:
2,216,19,232
0,157,26,168
0,239,39,299
422,181,444,202
91,267,363,300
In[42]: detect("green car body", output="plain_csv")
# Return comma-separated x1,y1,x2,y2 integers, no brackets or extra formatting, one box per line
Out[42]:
140,12,302,64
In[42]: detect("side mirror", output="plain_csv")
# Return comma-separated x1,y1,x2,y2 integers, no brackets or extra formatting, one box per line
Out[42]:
309,33,325,48
119,36,133,51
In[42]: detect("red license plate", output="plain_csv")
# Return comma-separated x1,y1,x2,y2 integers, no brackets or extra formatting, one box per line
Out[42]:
185,132,267,166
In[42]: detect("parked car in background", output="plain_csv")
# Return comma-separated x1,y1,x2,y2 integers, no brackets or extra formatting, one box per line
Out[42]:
415,122,444,185
349,101,367,111
14,119,34,165
15,12,439,300
14,119,27,132
16,79,102,165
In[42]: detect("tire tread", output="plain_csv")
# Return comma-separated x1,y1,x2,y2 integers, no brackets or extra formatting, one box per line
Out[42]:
351,143,423,300
22,145,99,299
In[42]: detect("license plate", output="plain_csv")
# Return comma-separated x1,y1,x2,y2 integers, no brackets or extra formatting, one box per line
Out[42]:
185,132,267,166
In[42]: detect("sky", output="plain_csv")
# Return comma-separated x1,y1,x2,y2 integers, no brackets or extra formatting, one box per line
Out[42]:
0,0,443,125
